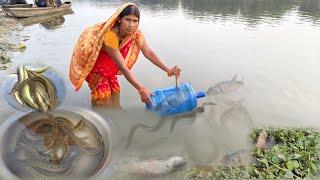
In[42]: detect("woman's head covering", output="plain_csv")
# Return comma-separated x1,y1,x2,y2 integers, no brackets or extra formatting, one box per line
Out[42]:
69,3,142,90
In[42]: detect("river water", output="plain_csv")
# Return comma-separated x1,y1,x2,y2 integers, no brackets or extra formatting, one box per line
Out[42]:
0,0,320,179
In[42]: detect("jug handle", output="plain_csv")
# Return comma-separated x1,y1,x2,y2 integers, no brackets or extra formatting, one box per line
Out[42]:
175,76,178,88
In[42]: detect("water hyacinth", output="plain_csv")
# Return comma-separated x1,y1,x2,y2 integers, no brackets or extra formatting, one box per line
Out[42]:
0,53,11,70
186,128,320,179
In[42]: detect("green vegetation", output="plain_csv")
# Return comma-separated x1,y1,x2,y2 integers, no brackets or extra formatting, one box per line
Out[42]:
0,52,12,70
186,128,320,179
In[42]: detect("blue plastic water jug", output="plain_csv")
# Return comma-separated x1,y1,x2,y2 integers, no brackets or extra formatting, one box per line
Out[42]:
146,82,205,116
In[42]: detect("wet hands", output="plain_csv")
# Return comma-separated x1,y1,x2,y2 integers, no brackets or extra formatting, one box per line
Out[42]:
167,65,181,77
139,87,154,104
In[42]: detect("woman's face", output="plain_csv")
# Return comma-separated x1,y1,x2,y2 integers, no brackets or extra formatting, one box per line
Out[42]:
119,15,139,35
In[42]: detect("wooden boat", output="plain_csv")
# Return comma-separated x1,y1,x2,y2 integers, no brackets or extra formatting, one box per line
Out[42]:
2,4,32,9
18,9,73,26
2,1,72,18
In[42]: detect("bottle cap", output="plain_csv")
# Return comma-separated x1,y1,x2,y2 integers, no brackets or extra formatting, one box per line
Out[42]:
196,91,206,98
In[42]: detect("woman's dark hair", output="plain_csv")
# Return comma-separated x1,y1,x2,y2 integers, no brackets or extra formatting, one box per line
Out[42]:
119,5,140,20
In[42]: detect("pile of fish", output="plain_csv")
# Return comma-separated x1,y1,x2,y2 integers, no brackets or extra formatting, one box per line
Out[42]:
10,65,57,112
13,113,103,178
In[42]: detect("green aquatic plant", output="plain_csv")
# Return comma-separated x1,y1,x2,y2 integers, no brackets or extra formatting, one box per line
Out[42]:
186,128,320,179
1,54,11,64
0,53,12,70
250,128,320,178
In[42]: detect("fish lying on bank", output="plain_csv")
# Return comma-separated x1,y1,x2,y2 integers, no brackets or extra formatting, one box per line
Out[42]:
256,130,267,150
220,149,253,166
119,156,186,177
206,74,244,96
220,131,276,167
10,65,57,112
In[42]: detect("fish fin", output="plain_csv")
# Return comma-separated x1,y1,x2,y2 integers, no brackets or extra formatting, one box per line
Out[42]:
232,74,238,81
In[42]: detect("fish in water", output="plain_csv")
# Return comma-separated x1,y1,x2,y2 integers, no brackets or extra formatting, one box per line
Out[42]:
169,104,216,133
126,104,215,149
119,156,186,177
206,74,244,96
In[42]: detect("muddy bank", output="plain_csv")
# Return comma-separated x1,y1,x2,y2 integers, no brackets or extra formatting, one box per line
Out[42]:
0,16,23,70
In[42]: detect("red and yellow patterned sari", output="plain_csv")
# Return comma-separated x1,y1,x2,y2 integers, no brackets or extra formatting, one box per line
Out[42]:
69,3,144,106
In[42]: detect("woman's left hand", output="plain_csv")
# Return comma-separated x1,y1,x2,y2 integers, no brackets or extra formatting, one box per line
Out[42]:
139,87,154,104
167,65,181,77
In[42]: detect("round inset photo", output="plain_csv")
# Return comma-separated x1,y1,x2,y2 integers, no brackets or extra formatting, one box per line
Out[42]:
0,109,112,179
0,64,66,112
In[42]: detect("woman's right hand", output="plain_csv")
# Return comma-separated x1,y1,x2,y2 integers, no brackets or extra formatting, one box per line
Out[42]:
167,65,181,77
139,87,154,104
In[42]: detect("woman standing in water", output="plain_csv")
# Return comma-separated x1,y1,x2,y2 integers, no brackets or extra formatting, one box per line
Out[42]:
69,3,181,108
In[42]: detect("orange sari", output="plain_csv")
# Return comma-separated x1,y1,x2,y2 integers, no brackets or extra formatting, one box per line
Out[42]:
69,3,144,105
